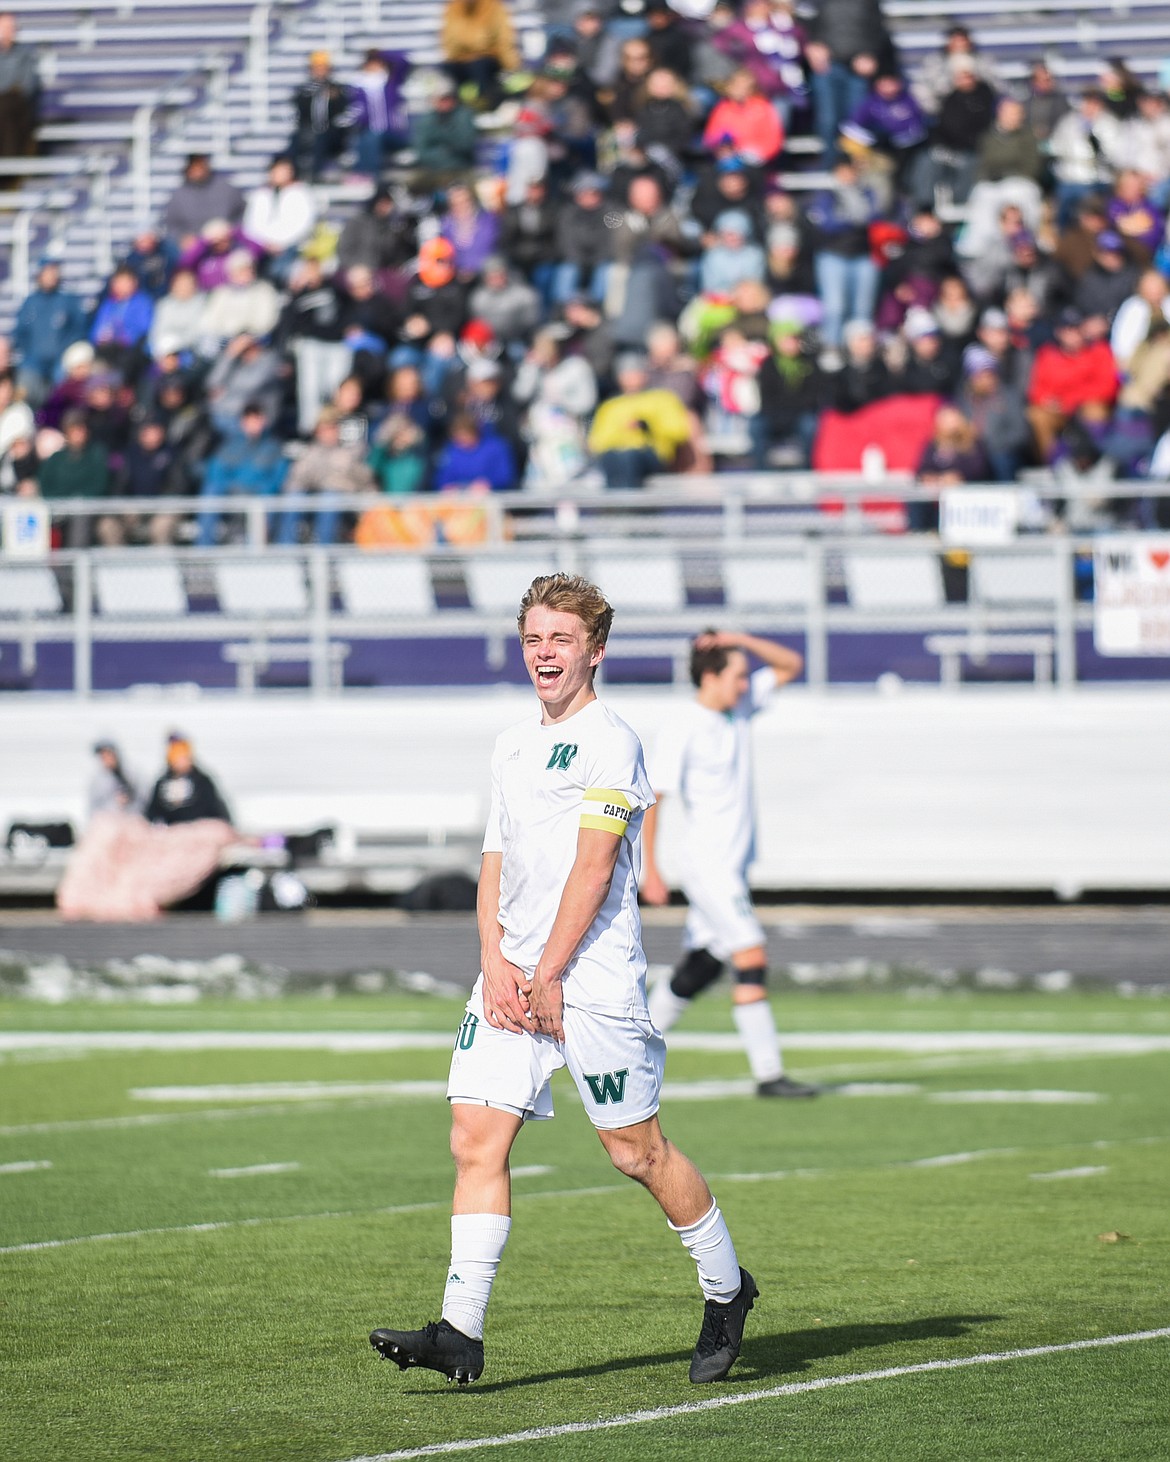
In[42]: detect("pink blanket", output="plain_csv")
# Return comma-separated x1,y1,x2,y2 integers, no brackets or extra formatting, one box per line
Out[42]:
57,813,238,922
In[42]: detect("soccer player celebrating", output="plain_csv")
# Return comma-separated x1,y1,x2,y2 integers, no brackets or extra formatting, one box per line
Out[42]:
370,575,757,1386
640,630,817,1098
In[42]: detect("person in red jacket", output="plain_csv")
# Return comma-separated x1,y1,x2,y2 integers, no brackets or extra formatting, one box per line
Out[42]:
701,69,785,166
1026,307,1118,460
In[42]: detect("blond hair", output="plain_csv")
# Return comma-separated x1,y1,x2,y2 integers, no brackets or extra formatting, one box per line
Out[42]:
517,573,614,651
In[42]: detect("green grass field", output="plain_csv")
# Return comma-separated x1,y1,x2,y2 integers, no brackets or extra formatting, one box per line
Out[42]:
2,984,1168,1461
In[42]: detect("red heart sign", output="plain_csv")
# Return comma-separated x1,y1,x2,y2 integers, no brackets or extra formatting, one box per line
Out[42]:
1150,550,1170,571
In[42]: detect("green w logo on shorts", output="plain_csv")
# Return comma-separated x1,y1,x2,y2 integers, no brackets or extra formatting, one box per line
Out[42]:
546,742,578,771
583,1069,628,1104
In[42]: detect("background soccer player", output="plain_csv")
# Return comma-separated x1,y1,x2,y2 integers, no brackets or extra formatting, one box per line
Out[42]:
370,576,757,1386
641,630,817,1098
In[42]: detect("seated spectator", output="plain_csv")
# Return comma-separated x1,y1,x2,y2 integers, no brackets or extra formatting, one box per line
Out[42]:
468,255,541,350
765,221,816,296
163,154,245,250
922,59,997,207
933,274,976,360
204,334,282,436
452,354,523,456
609,174,696,280
700,210,766,295
0,370,34,490
1111,269,1170,372
1054,195,1110,288
1026,307,1118,461
0,12,38,161
338,185,418,281
90,266,154,382
200,251,281,348
83,372,132,474
961,201,1031,303
689,156,765,241
552,172,613,305
512,326,598,489
279,405,376,544
147,733,231,825
503,102,552,207
645,319,702,411
402,239,471,356
633,67,695,167
100,415,189,547
196,401,287,547
645,0,692,81
368,413,430,494
955,345,1029,482
850,68,930,200
714,0,806,124
242,156,318,282
272,257,343,353
916,403,991,486
587,350,693,488
701,68,784,166
441,0,518,111
410,74,479,190
13,261,87,407
148,269,205,362
122,230,178,301
1049,90,1124,226
332,373,373,449
338,263,400,352
900,307,959,395
434,410,516,491
830,319,890,413
880,206,953,325
441,181,501,279
346,49,411,179
499,176,559,303
1125,91,1170,207
1097,57,1142,120
151,371,215,489
912,23,998,116
38,340,96,430
1104,313,1170,478
756,322,823,467
1106,169,1165,266
601,35,653,127
1023,58,1068,147
38,409,110,544
1001,228,1059,314
803,0,890,153
291,50,349,181
1075,230,1140,324
976,95,1044,187
807,154,882,351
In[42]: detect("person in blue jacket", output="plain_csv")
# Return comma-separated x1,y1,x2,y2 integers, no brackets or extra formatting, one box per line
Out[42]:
90,266,154,383
13,260,88,406
195,401,288,546
434,412,516,492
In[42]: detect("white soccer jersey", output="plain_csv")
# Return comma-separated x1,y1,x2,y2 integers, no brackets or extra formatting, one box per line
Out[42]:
648,666,776,876
481,698,655,1018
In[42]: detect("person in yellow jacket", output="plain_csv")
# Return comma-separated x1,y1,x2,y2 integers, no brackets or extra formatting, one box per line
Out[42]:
441,0,519,110
587,353,695,487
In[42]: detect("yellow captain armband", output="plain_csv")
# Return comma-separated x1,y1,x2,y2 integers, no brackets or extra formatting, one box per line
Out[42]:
579,788,634,837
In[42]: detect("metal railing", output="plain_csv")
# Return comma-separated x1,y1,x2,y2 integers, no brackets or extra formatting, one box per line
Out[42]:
0,531,1111,697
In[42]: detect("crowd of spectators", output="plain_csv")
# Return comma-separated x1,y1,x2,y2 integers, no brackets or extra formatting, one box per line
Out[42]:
4,0,1170,546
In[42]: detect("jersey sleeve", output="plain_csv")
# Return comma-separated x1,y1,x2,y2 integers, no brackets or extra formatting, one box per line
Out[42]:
577,724,655,838
745,665,779,717
481,742,504,855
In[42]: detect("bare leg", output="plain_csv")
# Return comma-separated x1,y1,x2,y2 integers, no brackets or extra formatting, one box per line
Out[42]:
597,1113,713,1227
450,1102,524,1215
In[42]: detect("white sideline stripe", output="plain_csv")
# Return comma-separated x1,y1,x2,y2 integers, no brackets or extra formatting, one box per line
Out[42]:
0,1098,414,1137
835,1082,922,1097
209,1162,300,1179
1030,1165,1109,1181
338,1330,1170,1462
930,1090,1104,1105
131,1081,448,1103
0,1160,51,1175
4,1030,1170,1055
905,1149,1018,1168
511,1165,553,1178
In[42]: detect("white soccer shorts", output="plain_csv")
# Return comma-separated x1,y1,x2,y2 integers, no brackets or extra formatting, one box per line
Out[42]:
447,977,665,1131
682,866,766,960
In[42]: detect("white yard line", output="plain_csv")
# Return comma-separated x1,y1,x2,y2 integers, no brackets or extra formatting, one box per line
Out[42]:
338,1329,1170,1462
209,1162,301,1179
132,1082,448,1103
1029,1166,1109,1181
0,1160,51,1175
930,1090,1104,1105
4,1031,1170,1055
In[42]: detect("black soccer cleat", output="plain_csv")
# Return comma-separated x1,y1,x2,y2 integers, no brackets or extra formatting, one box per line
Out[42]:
689,1267,759,1384
369,1319,484,1385
757,1075,819,1098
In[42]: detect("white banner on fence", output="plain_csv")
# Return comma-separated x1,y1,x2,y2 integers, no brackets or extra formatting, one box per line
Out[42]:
940,488,1019,547
1093,536,1170,656
1,500,49,558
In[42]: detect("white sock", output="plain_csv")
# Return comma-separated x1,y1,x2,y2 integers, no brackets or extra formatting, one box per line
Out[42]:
670,1199,741,1303
733,998,783,1083
441,1213,511,1340
648,974,689,1034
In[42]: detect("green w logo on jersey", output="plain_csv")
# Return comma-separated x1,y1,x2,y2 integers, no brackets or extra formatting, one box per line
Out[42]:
546,742,578,771
583,1068,628,1105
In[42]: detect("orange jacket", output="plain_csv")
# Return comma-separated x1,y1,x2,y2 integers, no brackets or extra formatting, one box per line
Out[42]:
1026,340,1118,414
702,96,785,164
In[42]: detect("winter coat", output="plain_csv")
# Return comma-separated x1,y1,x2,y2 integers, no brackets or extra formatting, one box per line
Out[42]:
851,88,929,151
162,174,245,241
441,209,501,276
912,51,1000,115
434,429,516,491
90,291,153,349
14,287,88,374
956,380,1032,454
146,766,230,826
440,0,519,70
555,202,614,270
1049,110,1125,186
1027,341,1118,413
285,442,376,496
807,184,880,259
242,182,318,253
468,275,541,344
274,282,344,348
202,430,288,497
1074,261,1140,323
337,209,416,274
499,199,559,272
200,279,281,344
701,96,784,164
204,347,283,425
117,439,188,497
38,441,110,498
935,82,997,153
714,16,806,100
410,104,479,173
699,242,767,295
805,0,890,64
344,55,410,136
633,98,695,160
977,124,1044,184
148,292,207,358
